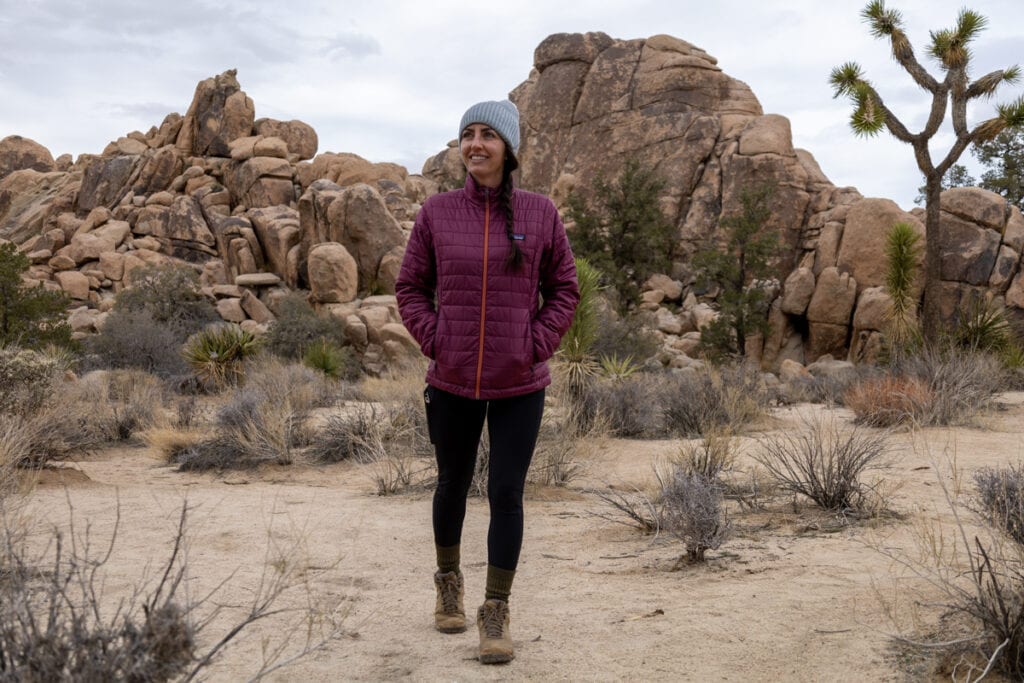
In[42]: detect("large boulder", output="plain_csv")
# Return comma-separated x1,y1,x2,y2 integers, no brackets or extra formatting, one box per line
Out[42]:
254,118,318,161
175,69,255,157
307,242,358,304
0,170,79,246
225,156,294,208
247,206,300,284
0,136,55,180
837,198,924,293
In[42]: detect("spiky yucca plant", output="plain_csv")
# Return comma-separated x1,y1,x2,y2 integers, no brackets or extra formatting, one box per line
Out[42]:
558,257,601,393
182,324,258,389
883,221,923,361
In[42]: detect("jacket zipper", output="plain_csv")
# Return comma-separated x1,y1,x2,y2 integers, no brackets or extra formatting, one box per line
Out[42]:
474,193,490,399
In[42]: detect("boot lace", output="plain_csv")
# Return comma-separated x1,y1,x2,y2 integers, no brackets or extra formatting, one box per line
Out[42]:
436,572,462,614
480,601,507,638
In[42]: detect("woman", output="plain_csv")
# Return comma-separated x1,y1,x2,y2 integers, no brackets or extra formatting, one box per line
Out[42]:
395,99,579,665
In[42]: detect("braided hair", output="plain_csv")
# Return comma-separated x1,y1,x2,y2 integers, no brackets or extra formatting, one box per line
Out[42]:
500,157,523,269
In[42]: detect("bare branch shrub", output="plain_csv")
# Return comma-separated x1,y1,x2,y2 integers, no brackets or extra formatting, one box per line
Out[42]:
590,485,660,534
530,409,595,487
0,501,346,681
752,415,891,512
974,465,1024,547
585,374,663,438
658,467,731,563
0,346,63,416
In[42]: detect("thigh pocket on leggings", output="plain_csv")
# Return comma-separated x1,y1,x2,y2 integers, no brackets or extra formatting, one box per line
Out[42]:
423,385,439,444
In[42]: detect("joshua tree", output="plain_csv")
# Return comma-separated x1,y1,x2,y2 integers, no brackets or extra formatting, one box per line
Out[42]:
831,1,1024,342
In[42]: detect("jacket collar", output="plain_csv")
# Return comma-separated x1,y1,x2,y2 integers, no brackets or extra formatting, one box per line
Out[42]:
464,172,510,207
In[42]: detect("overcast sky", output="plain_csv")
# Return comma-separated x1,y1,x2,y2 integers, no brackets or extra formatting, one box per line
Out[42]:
2,0,1022,209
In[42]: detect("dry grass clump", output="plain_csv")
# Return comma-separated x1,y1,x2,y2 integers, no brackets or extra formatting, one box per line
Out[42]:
752,414,892,513
173,385,312,471
896,347,1006,425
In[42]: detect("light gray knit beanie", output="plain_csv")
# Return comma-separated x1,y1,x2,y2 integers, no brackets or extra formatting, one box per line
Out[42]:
458,100,520,155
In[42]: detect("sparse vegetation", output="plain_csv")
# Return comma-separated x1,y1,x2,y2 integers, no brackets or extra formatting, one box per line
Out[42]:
659,467,731,564
974,464,1024,547
753,415,891,512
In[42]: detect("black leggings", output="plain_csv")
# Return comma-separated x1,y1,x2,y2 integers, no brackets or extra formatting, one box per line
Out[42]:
426,386,545,571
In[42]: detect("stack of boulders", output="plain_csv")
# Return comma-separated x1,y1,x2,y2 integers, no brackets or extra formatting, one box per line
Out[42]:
0,69,425,373
3,34,1024,378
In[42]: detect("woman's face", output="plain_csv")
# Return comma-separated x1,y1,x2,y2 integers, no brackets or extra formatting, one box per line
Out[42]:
460,123,506,188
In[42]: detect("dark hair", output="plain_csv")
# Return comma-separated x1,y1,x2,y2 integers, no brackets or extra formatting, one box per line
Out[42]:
500,157,523,269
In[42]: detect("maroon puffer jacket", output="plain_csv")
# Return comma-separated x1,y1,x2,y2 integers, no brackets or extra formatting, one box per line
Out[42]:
396,174,579,400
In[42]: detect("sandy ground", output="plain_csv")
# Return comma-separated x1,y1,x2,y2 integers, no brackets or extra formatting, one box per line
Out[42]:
15,393,1024,682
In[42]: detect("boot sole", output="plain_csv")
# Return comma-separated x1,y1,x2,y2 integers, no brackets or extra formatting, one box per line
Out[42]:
436,624,467,634
479,652,514,664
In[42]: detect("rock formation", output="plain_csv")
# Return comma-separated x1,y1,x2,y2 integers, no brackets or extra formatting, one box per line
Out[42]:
0,69,430,371
425,32,1024,370
2,32,1023,376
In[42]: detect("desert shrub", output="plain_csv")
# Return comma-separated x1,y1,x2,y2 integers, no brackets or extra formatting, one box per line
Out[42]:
895,346,1005,425
85,309,191,378
659,467,731,563
247,356,337,411
590,306,660,366
676,432,736,479
587,373,664,438
659,365,770,438
752,415,890,511
844,375,934,427
0,346,63,416
182,323,258,390
591,485,660,534
175,384,311,470
530,411,589,487
303,339,361,381
781,366,871,406
115,263,218,331
262,292,346,360
975,465,1024,547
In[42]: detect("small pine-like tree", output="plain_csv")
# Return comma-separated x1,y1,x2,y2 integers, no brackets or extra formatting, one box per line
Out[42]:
0,242,72,348
974,126,1024,210
565,159,674,309
692,184,780,361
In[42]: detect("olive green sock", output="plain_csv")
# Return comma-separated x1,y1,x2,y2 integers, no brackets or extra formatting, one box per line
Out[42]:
484,565,516,602
436,544,461,574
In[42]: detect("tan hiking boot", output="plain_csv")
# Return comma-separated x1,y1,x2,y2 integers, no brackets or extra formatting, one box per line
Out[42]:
433,570,466,633
476,598,514,664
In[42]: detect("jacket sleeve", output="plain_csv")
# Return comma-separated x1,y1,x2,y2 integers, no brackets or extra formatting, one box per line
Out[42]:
395,205,438,359
532,204,580,363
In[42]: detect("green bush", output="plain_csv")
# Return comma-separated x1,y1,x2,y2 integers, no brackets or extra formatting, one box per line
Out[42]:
303,340,360,381
565,159,674,309
0,243,73,349
263,292,345,360
115,264,218,332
